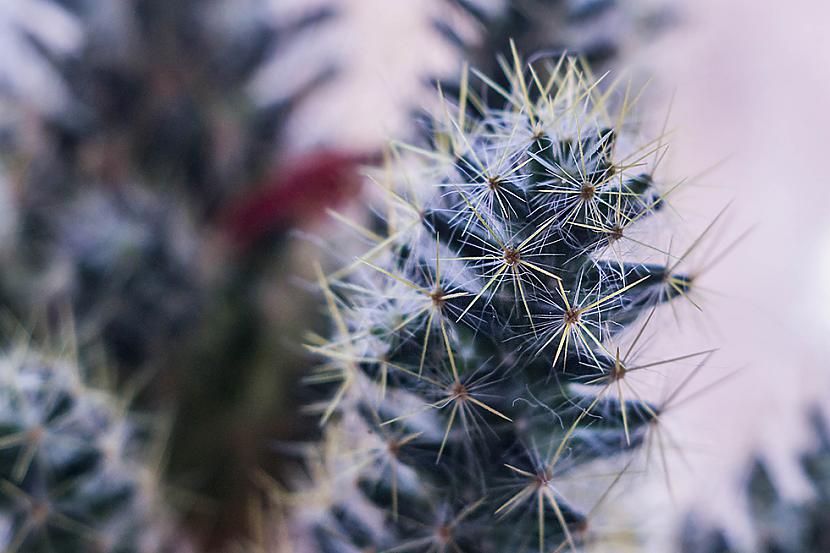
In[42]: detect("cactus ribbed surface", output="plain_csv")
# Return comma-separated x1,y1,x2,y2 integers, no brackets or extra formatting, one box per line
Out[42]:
0,344,169,553
299,51,706,552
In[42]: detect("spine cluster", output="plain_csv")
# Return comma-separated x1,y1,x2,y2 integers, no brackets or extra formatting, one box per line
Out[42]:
299,50,707,552
0,343,169,553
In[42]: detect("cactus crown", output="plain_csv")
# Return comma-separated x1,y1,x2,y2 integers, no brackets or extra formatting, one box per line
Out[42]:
0,343,168,553
304,49,701,552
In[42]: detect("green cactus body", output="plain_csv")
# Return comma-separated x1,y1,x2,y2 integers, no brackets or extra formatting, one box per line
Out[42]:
300,52,701,552
0,345,169,552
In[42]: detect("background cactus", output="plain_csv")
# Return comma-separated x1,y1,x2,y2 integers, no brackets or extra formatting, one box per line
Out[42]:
0,339,173,553
681,409,830,553
0,0,341,371
436,0,672,88
0,0,364,546
442,0,671,68
298,50,712,552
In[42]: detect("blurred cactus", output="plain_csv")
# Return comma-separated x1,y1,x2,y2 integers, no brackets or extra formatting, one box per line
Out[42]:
299,50,709,552
0,341,174,553
437,0,672,86
0,0,362,546
0,1,696,550
681,411,830,553
0,0,344,369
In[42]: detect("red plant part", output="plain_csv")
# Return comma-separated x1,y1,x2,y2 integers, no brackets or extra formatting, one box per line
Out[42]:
224,149,369,248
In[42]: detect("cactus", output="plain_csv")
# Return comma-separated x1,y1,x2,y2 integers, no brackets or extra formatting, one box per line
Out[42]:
436,0,673,87
681,410,830,553
0,1,362,543
0,340,173,553
0,0,340,370
440,0,615,64
298,49,711,552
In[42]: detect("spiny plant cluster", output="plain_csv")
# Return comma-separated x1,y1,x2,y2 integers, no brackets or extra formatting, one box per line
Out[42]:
297,49,714,552
0,341,171,553
682,410,830,553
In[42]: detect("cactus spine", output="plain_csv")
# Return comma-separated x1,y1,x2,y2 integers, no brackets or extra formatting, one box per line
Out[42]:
299,49,708,552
